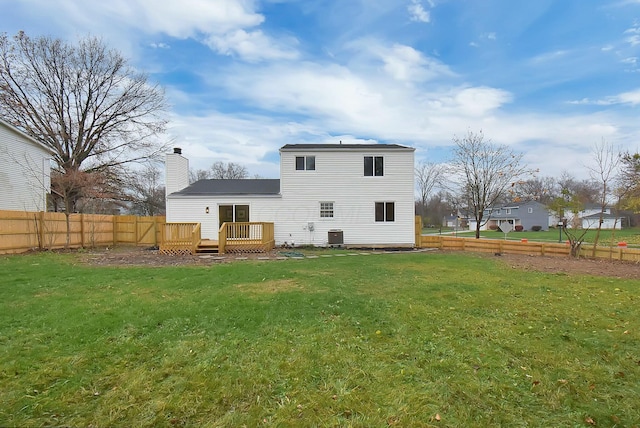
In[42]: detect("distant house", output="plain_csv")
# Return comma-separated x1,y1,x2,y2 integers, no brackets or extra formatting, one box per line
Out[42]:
468,200,549,232
578,204,624,230
0,118,52,211
165,143,416,247
442,209,470,229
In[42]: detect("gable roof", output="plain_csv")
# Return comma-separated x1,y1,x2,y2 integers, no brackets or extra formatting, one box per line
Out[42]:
581,212,622,220
0,117,55,154
280,143,414,152
171,179,280,196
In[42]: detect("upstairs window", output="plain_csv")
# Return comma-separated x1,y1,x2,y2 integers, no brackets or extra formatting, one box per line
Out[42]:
364,156,384,176
296,156,315,171
375,202,395,222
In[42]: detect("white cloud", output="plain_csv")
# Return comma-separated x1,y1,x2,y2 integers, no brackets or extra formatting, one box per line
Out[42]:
450,87,513,117
26,0,264,38
206,29,299,62
617,89,640,104
344,39,454,83
530,50,569,64
408,0,430,23
625,25,640,46
569,88,640,106
626,35,640,46
379,44,453,82
111,0,264,37
150,42,170,49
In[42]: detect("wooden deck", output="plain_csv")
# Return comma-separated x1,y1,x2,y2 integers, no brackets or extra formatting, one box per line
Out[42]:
160,222,275,255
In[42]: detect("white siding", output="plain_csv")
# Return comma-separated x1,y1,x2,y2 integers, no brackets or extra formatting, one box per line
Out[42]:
166,195,282,239
167,145,416,247
165,152,189,198
277,148,415,246
0,121,51,211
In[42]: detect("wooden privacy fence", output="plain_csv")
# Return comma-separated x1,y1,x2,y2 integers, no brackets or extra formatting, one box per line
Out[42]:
0,210,165,254
418,235,640,262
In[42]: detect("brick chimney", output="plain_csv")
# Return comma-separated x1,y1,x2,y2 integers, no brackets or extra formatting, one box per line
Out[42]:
165,147,189,199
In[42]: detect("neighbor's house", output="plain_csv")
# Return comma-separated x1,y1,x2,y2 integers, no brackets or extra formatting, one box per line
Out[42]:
468,200,549,232
578,204,624,230
549,204,625,230
165,143,416,247
0,118,52,212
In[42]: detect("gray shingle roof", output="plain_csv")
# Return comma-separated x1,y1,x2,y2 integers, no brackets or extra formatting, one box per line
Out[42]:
172,179,280,196
280,143,413,151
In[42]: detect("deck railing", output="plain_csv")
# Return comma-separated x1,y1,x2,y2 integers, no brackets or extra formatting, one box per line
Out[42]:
159,223,200,255
219,222,275,254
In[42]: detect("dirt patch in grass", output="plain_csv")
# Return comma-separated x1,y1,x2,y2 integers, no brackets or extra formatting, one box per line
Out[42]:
492,253,640,279
76,246,283,266
74,246,640,279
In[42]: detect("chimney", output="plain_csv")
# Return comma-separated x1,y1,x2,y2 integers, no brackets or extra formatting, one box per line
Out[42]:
165,148,189,200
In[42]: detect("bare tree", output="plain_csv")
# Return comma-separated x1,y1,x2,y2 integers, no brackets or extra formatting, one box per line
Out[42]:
124,163,165,216
619,152,640,212
415,161,443,225
512,176,556,204
450,130,529,239
586,140,620,254
547,188,586,257
556,172,600,206
0,31,168,216
190,161,249,182
189,168,211,184
210,161,248,179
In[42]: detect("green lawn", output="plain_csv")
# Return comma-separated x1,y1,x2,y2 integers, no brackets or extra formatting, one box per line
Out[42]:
1,251,639,427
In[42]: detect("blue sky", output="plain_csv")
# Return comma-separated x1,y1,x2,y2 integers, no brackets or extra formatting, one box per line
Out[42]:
2,0,639,179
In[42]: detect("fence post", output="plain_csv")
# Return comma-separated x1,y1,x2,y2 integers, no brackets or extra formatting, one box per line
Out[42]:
113,216,117,246
80,214,85,248
152,217,158,246
38,211,45,250
134,216,139,245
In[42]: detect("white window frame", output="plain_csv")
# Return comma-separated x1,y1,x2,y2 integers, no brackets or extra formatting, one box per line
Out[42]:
364,156,384,176
295,155,316,171
375,201,395,222
320,201,334,219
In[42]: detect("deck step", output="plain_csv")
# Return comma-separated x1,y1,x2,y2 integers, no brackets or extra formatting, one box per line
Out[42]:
195,241,219,254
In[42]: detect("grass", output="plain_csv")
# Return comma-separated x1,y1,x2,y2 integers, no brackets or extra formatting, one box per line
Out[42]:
424,227,640,246
0,251,639,427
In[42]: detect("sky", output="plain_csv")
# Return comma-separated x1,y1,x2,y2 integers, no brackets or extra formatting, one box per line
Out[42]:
1,0,640,180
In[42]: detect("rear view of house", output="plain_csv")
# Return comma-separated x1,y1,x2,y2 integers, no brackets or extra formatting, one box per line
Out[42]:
165,143,416,248
0,118,52,212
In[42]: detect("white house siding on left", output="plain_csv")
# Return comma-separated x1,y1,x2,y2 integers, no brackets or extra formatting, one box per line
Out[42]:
0,119,52,211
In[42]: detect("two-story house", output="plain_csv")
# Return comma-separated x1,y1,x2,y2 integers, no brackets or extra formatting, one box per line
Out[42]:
165,143,416,247
0,117,53,212
468,200,549,232
578,204,624,230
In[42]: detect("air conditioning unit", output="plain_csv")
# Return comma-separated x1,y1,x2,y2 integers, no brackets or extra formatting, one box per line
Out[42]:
328,229,343,246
